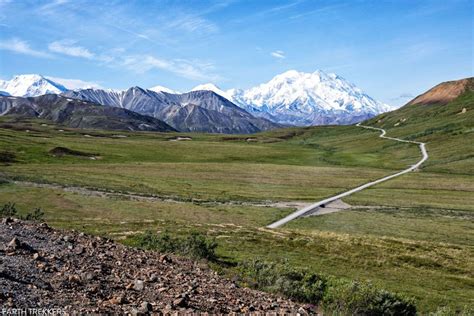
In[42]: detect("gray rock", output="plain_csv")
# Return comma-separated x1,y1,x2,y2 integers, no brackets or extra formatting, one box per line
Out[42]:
133,279,144,291
139,301,152,313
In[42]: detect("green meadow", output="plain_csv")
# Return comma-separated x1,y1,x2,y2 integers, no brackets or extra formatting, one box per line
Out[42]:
0,89,473,314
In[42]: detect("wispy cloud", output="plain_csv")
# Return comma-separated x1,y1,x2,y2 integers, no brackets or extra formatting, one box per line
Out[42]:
48,40,94,59
166,14,219,35
46,76,103,90
0,38,51,58
266,0,304,14
106,24,152,42
39,0,69,14
289,3,346,20
271,50,286,59
122,55,220,81
390,93,415,101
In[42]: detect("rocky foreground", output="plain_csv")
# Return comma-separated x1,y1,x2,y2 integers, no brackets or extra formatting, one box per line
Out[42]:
0,219,312,314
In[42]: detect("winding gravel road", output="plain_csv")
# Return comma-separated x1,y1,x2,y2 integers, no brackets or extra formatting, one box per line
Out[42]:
267,123,428,229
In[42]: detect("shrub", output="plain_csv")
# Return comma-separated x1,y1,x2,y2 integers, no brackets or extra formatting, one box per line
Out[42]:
23,208,45,221
237,259,326,304
0,151,16,163
136,230,178,253
180,231,218,261
322,279,417,316
135,231,217,261
0,203,45,221
0,202,17,217
236,259,416,316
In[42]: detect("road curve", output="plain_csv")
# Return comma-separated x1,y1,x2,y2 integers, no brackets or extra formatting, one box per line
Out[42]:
266,123,428,229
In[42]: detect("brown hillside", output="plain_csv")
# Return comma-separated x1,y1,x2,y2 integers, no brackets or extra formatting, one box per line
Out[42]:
407,77,474,106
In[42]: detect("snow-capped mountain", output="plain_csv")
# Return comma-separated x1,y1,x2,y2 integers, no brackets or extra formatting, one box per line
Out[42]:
191,83,233,101
149,85,180,94
193,70,393,126
0,74,68,97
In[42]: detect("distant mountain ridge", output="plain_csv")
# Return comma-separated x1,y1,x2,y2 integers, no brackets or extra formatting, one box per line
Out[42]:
0,94,176,132
63,88,280,133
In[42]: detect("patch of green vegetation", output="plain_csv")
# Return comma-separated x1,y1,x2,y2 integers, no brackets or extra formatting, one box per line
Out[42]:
235,259,416,315
132,230,218,261
0,201,45,221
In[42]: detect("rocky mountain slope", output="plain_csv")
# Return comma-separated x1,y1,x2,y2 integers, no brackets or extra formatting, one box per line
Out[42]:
63,88,281,134
406,78,473,106
0,219,306,313
0,94,176,132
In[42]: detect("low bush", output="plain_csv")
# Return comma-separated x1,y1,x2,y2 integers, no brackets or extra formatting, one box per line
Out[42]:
0,150,16,163
237,259,326,303
0,202,45,221
23,208,45,221
0,202,17,217
322,278,416,315
236,259,416,316
135,230,217,261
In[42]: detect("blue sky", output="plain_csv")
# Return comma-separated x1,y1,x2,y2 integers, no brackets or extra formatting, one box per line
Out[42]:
0,0,472,105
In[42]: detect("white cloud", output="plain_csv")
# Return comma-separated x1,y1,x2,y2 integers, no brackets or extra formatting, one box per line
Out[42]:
48,40,94,59
271,50,286,59
0,38,51,58
39,0,69,14
46,76,103,90
122,55,220,81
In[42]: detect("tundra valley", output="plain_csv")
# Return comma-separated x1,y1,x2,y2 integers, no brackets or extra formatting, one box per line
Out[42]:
0,1,472,315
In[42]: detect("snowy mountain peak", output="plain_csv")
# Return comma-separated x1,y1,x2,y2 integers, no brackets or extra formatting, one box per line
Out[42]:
192,83,222,93
149,85,179,94
191,83,232,100
0,74,67,97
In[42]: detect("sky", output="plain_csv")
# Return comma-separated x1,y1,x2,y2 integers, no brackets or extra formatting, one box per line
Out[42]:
0,0,472,106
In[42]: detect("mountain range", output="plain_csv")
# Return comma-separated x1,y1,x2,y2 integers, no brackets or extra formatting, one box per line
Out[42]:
0,94,176,132
63,88,280,133
0,71,394,133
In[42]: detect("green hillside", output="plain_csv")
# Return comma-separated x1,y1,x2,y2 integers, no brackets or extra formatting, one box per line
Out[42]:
365,78,474,174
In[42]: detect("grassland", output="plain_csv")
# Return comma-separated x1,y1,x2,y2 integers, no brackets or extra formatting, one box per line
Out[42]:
0,100,473,314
